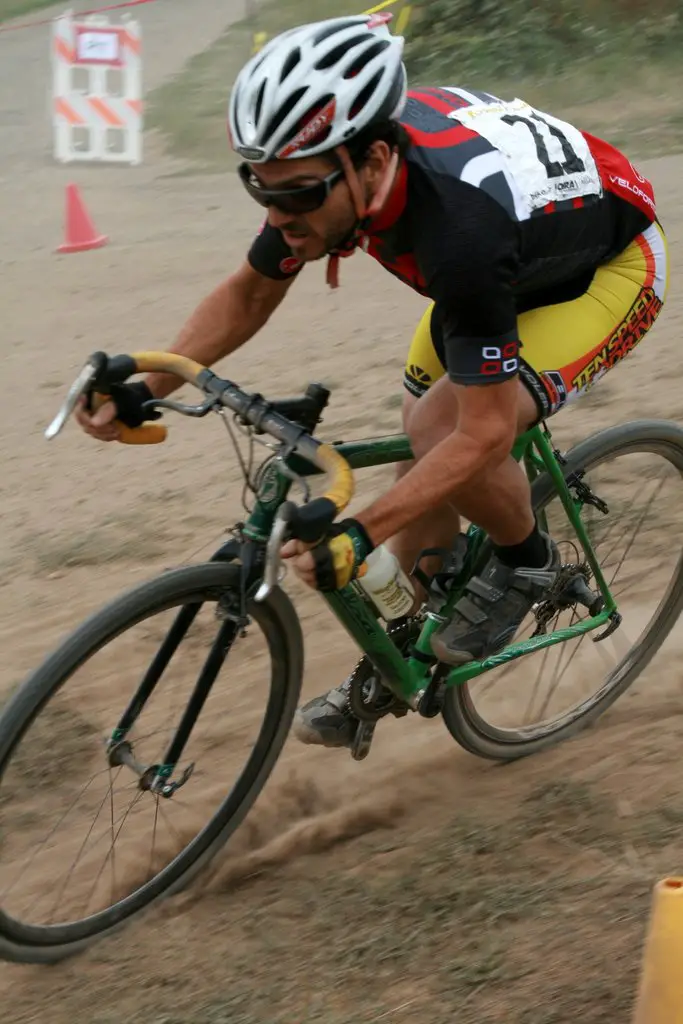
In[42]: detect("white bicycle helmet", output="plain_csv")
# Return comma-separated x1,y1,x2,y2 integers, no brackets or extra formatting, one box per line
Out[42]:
229,14,407,163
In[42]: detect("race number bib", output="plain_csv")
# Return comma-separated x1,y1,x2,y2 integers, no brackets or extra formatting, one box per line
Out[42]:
447,97,603,215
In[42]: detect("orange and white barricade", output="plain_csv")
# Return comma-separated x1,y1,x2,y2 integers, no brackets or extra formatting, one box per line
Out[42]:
52,9,142,164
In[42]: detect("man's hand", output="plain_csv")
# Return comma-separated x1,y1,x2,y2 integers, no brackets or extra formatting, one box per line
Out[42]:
74,381,160,443
75,396,120,442
281,518,374,591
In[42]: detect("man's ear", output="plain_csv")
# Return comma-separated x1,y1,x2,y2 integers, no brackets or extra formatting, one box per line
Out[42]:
365,140,391,171
361,140,392,189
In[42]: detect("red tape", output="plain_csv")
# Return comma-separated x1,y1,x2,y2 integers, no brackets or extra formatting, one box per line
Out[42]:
0,0,158,34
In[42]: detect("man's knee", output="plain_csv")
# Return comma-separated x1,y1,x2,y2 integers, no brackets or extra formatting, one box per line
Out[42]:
395,390,420,479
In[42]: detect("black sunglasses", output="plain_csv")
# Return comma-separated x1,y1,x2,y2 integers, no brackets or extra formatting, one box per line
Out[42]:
238,162,345,214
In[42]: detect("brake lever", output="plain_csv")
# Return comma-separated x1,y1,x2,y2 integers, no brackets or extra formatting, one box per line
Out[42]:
254,507,291,603
45,360,99,440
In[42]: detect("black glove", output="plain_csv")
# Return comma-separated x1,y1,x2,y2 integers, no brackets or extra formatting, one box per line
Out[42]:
105,382,161,428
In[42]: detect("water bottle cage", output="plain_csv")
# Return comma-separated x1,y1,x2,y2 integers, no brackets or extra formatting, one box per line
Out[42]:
411,538,469,598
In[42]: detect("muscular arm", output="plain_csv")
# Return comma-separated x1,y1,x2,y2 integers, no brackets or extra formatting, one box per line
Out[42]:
358,181,524,545
356,377,519,546
143,259,296,399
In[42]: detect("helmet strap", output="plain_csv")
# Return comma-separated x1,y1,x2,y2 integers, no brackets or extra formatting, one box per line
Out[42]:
326,144,400,289
335,144,368,220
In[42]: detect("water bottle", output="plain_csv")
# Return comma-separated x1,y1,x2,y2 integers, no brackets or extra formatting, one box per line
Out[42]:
356,545,416,621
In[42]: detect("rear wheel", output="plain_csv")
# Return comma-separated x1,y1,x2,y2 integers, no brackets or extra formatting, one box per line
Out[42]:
442,420,683,760
0,562,303,963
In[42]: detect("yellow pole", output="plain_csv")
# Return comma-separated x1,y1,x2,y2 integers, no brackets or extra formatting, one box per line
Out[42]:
363,0,401,16
395,4,412,34
633,878,683,1023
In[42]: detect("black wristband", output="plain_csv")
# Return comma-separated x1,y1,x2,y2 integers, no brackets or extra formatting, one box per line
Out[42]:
333,517,376,554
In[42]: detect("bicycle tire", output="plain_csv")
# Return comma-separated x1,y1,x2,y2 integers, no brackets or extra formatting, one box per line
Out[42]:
0,562,303,963
442,419,683,761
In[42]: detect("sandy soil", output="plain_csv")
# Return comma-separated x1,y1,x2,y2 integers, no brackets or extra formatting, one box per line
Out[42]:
1,6,683,1021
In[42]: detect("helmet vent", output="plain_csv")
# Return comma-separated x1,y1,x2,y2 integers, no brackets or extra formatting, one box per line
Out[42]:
344,38,389,78
254,80,266,125
350,71,383,118
315,34,368,71
313,19,358,45
263,86,308,142
280,47,302,82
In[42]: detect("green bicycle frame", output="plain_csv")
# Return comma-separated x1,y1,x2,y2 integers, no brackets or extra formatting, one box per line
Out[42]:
242,423,617,711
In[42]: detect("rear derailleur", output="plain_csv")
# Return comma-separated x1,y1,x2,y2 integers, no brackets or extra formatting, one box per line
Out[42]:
532,562,621,642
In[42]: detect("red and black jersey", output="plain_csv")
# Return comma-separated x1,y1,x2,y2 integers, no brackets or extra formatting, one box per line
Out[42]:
248,86,655,387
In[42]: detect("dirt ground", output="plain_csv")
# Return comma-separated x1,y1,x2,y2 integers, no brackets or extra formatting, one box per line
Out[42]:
1,4,683,1022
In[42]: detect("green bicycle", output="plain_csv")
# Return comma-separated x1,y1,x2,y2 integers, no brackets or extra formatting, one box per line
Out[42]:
1,349,682,964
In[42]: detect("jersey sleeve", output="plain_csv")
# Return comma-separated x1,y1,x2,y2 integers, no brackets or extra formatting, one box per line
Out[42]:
418,179,522,386
247,220,304,281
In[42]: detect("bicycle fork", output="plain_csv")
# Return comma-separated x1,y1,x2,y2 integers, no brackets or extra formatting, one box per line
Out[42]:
106,594,246,797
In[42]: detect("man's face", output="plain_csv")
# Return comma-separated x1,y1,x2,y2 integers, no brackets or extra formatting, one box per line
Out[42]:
246,153,359,263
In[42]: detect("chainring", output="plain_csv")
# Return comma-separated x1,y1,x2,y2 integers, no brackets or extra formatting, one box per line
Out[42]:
346,618,421,723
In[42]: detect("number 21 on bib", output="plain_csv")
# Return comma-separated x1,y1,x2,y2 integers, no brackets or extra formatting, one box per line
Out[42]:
448,97,603,217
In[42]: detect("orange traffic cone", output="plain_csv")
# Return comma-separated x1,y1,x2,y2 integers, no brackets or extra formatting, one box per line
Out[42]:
57,183,108,254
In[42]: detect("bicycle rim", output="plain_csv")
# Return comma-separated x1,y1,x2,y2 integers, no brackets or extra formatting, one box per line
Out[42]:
442,420,683,760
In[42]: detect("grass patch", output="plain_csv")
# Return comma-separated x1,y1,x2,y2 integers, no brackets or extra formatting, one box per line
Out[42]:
0,0,56,21
147,0,683,170
405,0,682,83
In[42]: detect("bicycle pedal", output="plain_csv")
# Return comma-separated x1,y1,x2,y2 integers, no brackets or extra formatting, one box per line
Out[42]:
350,720,376,761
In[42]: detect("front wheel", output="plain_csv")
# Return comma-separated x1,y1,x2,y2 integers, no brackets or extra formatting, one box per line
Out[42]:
442,419,683,761
0,562,303,963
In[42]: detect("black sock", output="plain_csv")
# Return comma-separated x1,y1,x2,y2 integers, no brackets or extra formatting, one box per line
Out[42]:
492,522,548,569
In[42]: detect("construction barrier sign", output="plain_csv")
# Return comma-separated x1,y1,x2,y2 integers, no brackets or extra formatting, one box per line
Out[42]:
52,8,142,164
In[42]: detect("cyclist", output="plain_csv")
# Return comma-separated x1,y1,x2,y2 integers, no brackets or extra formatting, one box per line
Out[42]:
77,14,668,750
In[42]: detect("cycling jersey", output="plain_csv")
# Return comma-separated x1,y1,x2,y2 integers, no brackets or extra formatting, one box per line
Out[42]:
247,86,656,388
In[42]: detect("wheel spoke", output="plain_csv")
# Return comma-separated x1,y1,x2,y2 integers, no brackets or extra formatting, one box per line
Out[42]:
522,610,561,726
605,475,668,587
46,782,114,924
80,791,146,920
0,765,112,903
149,795,160,880
155,800,186,851
536,609,587,720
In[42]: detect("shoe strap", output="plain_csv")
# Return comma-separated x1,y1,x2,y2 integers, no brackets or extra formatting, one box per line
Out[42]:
452,592,490,626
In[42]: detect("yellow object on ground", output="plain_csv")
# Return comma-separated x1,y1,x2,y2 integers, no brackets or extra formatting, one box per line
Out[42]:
633,878,683,1023
252,30,269,54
